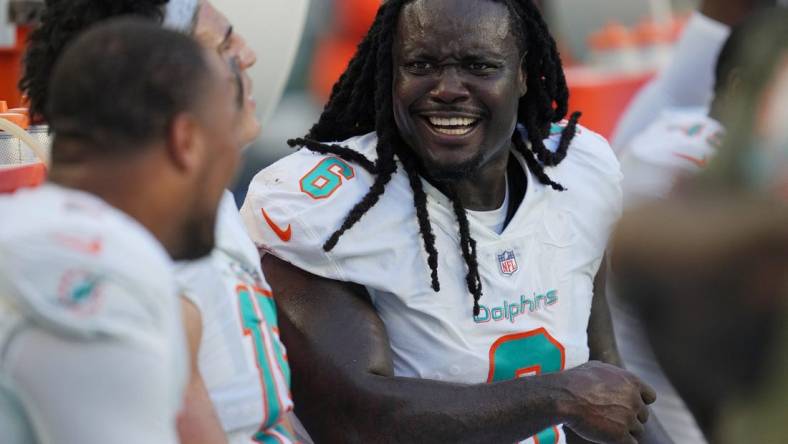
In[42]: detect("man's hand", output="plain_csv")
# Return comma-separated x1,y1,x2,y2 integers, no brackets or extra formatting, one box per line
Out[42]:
560,361,656,444
700,0,761,26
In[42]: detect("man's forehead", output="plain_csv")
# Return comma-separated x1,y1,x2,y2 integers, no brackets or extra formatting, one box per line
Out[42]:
398,0,512,49
195,1,231,44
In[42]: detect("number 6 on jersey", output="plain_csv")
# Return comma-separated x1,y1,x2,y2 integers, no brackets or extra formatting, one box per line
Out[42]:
299,157,355,199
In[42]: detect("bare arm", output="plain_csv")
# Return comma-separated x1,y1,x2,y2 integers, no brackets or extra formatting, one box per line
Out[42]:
265,254,654,444
176,298,228,444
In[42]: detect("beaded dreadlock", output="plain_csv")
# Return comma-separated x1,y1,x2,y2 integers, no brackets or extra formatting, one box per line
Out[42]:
288,0,581,316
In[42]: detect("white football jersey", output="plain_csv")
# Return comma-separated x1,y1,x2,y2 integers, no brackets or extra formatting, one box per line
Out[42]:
620,109,724,206
242,126,623,444
176,191,295,444
0,183,186,444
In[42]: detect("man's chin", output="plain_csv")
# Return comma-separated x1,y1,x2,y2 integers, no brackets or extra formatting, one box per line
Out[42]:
421,152,484,183
239,117,262,148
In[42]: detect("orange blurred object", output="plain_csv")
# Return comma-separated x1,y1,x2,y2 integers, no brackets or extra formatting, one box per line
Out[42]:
0,27,29,108
335,0,379,39
633,19,673,46
0,112,29,129
310,36,358,104
588,22,636,51
310,0,379,103
566,67,654,139
0,163,45,193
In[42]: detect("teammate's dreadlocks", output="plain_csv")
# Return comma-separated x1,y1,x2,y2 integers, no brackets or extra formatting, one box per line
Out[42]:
20,0,168,121
288,0,581,316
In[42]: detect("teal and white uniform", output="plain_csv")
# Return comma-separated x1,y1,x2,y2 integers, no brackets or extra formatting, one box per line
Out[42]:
620,108,723,206
242,125,622,444
0,184,186,444
176,191,295,444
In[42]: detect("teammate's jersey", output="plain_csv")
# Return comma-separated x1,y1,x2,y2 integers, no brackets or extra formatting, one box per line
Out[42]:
619,108,724,206
0,183,186,444
176,191,295,444
242,126,623,444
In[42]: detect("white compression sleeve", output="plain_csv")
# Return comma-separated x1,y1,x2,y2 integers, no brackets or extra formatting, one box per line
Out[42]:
611,12,731,153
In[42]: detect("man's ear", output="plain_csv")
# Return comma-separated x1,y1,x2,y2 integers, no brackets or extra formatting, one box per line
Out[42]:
166,113,202,172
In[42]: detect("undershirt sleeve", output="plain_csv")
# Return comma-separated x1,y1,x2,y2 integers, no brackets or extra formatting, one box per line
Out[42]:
611,12,731,153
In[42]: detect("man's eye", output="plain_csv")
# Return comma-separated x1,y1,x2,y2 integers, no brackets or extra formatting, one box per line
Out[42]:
405,61,436,73
467,62,496,72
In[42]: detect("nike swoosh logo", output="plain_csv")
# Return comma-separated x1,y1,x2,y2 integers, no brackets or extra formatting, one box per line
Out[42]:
54,234,103,254
673,152,708,168
261,209,292,242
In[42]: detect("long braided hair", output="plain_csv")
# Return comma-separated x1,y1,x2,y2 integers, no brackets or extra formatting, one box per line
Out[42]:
288,0,581,316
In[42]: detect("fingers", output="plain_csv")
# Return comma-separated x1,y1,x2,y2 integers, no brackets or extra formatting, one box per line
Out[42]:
637,405,650,424
630,416,645,436
640,381,657,405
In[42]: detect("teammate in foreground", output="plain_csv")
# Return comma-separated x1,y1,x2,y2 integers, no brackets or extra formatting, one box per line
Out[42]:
19,1,301,442
605,2,768,442
619,16,754,206
611,0,765,152
0,19,242,443
614,8,788,442
243,0,667,442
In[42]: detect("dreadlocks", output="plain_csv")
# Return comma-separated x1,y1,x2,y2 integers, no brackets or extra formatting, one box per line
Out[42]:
288,0,581,316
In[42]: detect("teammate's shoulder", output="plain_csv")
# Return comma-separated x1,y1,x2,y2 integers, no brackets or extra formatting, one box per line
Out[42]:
627,108,722,168
0,185,175,339
546,122,621,180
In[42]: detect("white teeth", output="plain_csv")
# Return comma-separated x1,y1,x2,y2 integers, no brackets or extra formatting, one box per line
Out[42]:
428,117,477,127
434,126,473,136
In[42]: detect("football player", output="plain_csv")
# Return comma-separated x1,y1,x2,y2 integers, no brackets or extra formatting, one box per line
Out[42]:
18,1,302,442
618,19,749,206
612,0,766,153
607,2,771,442
242,0,669,442
0,19,242,443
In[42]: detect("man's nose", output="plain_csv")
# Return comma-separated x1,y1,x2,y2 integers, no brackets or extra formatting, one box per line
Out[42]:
429,66,469,104
233,34,257,69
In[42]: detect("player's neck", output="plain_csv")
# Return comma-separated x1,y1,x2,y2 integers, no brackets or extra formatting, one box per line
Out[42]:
48,152,184,256
437,145,512,211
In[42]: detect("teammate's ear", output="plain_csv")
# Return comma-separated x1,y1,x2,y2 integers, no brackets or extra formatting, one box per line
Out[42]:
166,113,203,173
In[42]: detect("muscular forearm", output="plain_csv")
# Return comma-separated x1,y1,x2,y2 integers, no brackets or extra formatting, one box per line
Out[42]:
296,371,570,443
269,256,651,443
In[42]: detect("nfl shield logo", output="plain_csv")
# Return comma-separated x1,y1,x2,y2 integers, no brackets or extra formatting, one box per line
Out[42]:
497,250,518,276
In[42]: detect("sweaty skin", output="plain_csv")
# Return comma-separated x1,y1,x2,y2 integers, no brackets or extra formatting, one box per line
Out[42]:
266,255,654,444
268,1,660,443
392,0,525,210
